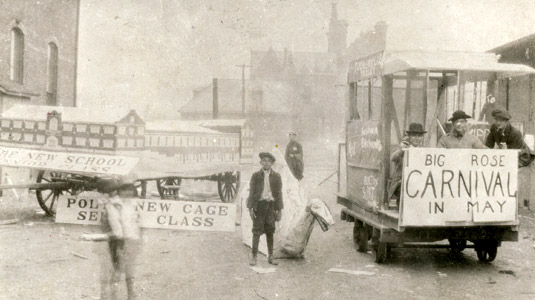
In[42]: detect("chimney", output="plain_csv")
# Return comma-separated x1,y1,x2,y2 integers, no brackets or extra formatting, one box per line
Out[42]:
212,78,219,119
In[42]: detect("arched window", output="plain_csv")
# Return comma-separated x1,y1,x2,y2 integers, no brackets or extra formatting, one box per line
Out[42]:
10,28,24,83
47,42,58,105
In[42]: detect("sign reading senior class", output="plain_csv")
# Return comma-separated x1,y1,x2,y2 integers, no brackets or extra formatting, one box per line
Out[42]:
401,148,517,226
56,193,236,232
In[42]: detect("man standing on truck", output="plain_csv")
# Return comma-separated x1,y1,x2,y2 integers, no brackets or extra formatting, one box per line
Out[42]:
248,152,283,266
438,110,487,149
388,123,426,209
285,131,304,181
484,108,534,167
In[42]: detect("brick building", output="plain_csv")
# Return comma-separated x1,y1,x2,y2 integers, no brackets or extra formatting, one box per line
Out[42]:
0,0,80,110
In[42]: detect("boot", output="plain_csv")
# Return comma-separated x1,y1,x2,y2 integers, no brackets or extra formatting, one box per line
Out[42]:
266,233,278,265
250,234,260,266
249,255,257,266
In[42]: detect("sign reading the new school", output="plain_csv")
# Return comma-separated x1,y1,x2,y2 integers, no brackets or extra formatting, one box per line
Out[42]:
55,193,236,232
401,148,517,226
0,146,138,175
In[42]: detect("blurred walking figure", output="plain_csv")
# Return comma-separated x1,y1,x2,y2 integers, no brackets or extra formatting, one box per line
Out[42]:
285,131,304,180
97,179,141,300
248,152,283,266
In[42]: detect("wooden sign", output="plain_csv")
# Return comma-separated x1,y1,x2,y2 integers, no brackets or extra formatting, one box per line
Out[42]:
401,148,517,226
55,192,236,232
0,146,138,175
348,51,383,82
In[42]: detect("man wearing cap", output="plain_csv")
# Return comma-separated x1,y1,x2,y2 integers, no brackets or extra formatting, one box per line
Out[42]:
485,108,534,167
247,152,283,266
285,131,304,181
438,110,487,149
388,123,426,208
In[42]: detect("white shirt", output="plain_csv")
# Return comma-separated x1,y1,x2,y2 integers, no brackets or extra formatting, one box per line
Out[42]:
261,169,274,201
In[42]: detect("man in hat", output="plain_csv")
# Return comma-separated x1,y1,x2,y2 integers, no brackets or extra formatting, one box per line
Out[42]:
285,131,304,180
485,108,534,167
438,110,487,149
388,123,426,208
247,152,283,266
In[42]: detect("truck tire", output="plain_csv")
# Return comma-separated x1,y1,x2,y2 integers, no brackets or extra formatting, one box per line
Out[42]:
353,221,368,252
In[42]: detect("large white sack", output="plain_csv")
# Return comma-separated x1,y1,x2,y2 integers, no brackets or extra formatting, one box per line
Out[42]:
241,148,313,257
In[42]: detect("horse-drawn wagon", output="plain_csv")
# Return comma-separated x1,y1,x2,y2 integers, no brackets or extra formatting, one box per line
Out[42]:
0,105,252,216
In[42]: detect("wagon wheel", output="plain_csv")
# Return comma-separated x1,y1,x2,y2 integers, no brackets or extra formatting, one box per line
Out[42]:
448,239,467,253
134,180,147,199
156,177,182,199
36,171,79,217
217,172,240,203
475,240,498,263
353,221,369,252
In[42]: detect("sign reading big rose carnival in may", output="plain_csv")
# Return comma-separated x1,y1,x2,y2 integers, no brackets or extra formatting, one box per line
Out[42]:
401,148,518,226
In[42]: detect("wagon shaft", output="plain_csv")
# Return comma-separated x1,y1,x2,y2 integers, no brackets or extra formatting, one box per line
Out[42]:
0,182,71,191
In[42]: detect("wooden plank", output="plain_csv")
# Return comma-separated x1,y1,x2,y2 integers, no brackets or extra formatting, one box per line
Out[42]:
423,70,429,126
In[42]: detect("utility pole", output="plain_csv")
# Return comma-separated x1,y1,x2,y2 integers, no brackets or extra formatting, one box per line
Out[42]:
235,64,252,113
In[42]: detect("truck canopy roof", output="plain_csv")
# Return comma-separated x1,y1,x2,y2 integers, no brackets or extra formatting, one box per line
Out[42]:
383,50,535,76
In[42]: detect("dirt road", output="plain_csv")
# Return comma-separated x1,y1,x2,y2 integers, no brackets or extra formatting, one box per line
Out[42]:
2,165,535,300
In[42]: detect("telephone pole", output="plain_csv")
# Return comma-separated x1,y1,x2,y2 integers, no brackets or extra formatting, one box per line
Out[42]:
235,64,252,113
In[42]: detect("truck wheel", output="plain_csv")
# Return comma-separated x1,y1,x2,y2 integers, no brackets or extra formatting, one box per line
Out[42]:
353,221,368,252
449,239,467,253
475,240,498,263
372,241,388,263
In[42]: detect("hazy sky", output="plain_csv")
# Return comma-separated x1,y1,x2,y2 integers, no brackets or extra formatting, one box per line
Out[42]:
77,0,535,119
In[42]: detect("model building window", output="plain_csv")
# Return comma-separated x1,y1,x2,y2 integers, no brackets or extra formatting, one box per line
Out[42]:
103,139,114,148
36,135,45,143
13,120,22,128
136,139,143,147
12,132,21,141
151,136,157,146
10,27,24,83
90,125,100,134
75,137,86,146
1,132,8,140
103,125,114,134
38,122,46,130
167,136,173,146
118,126,126,135
48,118,58,131
76,124,87,133
117,138,125,148
128,127,135,136
137,126,144,135
63,136,73,145
25,121,35,130
89,138,100,147
130,116,135,123
63,123,73,131
46,42,58,106
1,120,10,128
127,139,135,147
23,134,33,143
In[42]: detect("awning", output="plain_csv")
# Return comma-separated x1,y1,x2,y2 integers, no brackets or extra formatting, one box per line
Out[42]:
382,50,535,77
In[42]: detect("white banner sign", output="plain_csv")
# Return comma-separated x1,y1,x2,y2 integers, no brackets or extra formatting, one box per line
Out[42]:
55,193,236,232
0,146,138,175
401,148,518,226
